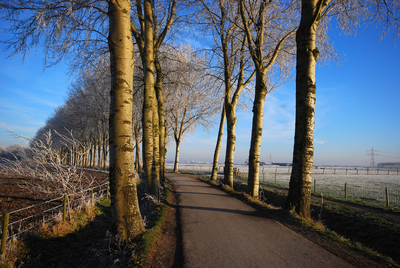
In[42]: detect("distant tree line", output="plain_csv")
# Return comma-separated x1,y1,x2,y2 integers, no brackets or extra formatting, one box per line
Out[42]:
0,144,30,161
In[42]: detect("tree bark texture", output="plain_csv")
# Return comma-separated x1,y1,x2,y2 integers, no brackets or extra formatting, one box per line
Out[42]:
224,101,237,188
210,104,225,183
155,55,167,184
173,137,181,172
247,70,267,197
108,0,145,239
285,0,329,219
152,91,161,183
134,124,143,173
142,0,158,196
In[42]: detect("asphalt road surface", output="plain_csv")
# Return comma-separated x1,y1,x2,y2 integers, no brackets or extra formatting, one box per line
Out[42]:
166,173,353,268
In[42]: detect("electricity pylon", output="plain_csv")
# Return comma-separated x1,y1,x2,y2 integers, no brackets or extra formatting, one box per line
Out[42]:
367,147,379,168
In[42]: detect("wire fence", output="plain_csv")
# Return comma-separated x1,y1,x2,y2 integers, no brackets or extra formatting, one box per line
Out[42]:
1,182,109,247
167,164,400,208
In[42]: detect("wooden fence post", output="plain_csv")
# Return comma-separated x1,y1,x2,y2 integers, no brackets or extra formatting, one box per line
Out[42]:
386,187,390,208
63,194,67,222
263,173,265,182
106,183,110,200
345,183,347,199
1,212,9,256
314,179,316,193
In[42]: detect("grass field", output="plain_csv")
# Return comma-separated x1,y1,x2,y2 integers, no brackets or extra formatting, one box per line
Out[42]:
168,164,400,208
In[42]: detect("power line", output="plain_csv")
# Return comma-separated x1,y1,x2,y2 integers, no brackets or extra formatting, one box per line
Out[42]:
367,147,379,168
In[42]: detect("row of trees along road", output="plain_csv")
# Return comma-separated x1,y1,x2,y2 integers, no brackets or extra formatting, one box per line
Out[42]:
1,0,399,239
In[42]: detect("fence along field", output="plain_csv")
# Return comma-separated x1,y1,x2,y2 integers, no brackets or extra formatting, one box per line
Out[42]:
0,165,108,256
0,182,108,256
166,164,400,208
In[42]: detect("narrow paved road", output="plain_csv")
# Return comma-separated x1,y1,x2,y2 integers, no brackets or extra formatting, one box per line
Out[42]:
166,173,352,268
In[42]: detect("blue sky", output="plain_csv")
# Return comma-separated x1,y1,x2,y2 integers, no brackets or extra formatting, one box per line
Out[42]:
170,26,400,167
1,24,399,167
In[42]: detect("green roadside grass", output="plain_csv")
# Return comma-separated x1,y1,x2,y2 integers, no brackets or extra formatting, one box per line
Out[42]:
131,182,173,266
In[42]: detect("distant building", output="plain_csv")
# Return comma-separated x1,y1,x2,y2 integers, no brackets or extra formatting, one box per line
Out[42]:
245,161,275,166
272,162,292,167
377,162,400,169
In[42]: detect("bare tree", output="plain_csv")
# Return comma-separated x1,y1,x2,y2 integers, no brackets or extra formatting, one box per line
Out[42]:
210,104,225,182
108,0,145,238
164,46,221,172
196,0,256,186
0,0,145,239
131,0,177,196
239,0,298,196
285,0,400,218
67,58,110,168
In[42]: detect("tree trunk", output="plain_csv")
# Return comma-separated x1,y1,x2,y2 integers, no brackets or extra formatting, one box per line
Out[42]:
97,138,101,167
108,0,145,239
224,101,237,188
104,138,109,169
247,70,268,197
285,0,329,219
173,136,181,173
102,135,107,169
88,142,93,167
210,104,225,183
134,124,143,173
152,89,161,195
142,0,157,196
155,55,167,184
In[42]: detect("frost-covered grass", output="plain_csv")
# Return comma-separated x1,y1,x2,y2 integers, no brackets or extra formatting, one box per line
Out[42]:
168,164,400,208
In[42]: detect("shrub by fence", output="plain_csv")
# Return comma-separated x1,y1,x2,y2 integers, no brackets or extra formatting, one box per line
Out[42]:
1,182,109,256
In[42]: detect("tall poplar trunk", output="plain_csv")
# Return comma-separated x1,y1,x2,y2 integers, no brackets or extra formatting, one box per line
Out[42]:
89,143,93,167
173,135,181,173
134,124,143,173
239,0,295,197
108,0,145,239
97,139,102,168
224,102,238,188
285,0,329,219
152,90,161,194
155,55,167,184
102,135,107,168
210,104,225,183
142,0,158,196
247,70,267,197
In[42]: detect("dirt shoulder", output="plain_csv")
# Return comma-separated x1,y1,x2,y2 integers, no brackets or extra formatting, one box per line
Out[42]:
143,182,183,268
